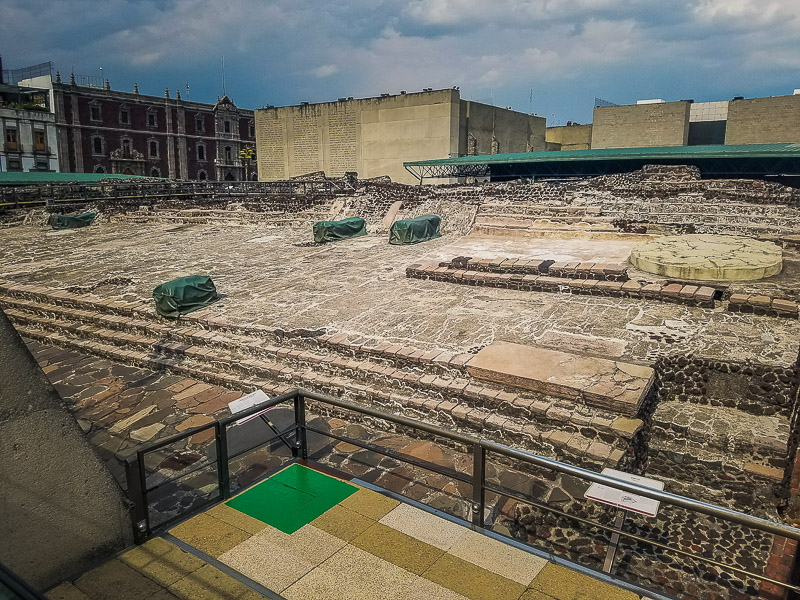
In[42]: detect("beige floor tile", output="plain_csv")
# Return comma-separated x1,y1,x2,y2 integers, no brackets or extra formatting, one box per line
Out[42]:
422,553,526,600
220,524,345,592
169,513,252,557
73,559,166,600
311,503,375,541
45,582,91,600
525,563,640,600
400,575,473,600
206,503,269,535
340,488,400,520
219,534,316,593
379,503,468,551
120,538,206,587
447,529,548,585
168,564,261,600
351,522,444,575
282,545,418,600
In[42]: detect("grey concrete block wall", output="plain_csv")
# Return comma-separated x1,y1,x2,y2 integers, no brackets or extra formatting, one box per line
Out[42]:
591,101,690,149
545,123,592,150
0,308,132,591
725,95,800,145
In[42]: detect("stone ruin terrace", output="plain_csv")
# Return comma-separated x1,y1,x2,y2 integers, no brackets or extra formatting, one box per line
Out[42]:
4,164,800,600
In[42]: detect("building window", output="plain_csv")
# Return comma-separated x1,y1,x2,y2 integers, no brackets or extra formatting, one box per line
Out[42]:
197,144,206,161
198,169,207,181
5,129,19,150
150,167,161,177
8,158,21,171
147,112,157,127
34,130,46,151
224,120,231,133
224,146,232,162
122,138,132,158
149,140,158,158
90,103,101,122
35,160,48,171
94,165,105,173
120,106,130,125
249,122,255,137
196,117,204,132
92,136,103,155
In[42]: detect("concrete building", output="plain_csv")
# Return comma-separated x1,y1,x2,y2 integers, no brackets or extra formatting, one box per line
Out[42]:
587,92,800,150
51,73,257,180
545,122,592,151
0,80,59,173
255,89,546,185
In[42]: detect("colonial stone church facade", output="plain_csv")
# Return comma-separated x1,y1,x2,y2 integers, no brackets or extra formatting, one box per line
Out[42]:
52,73,257,181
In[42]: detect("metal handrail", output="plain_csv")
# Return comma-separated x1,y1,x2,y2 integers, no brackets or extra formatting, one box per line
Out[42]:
0,562,47,600
124,387,800,594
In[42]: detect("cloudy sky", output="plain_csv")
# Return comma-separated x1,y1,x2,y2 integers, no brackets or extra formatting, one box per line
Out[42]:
2,0,799,124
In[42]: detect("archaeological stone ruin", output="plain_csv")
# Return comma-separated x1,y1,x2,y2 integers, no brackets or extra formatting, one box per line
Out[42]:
2,164,800,599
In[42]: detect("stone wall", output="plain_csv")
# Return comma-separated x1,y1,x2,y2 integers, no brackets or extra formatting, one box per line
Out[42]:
725,95,800,146
591,102,691,149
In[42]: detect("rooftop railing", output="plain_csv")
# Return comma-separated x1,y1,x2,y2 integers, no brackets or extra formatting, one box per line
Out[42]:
123,388,800,598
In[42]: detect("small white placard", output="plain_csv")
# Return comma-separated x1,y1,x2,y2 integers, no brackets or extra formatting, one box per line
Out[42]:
228,389,272,425
585,468,664,517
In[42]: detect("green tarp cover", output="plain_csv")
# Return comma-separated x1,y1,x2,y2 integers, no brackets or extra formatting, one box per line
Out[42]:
153,275,218,318
389,214,441,245
49,212,96,229
313,217,367,243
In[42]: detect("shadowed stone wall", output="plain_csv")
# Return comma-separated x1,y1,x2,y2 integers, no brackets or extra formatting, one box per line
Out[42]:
0,308,132,590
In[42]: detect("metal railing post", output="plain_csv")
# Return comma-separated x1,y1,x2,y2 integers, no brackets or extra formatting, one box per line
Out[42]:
124,453,150,543
472,443,486,528
216,421,231,500
294,392,308,459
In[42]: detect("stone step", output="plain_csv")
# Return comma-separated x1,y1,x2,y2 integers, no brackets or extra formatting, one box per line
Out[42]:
474,216,618,232
476,213,616,225
2,301,640,451
650,401,788,466
466,341,654,417
13,323,627,470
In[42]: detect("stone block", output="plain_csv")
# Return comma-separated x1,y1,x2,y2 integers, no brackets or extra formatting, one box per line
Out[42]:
466,341,653,415
678,285,698,299
661,283,682,298
772,299,798,315
728,293,749,305
748,295,772,309
695,286,716,303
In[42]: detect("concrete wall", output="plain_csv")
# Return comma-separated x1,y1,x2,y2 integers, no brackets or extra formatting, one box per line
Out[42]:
545,124,592,151
591,101,690,149
255,90,545,185
725,95,800,145
0,309,131,591
459,101,545,156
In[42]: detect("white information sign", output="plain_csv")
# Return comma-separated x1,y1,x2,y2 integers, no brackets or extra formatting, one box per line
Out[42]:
585,468,664,517
228,389,273,425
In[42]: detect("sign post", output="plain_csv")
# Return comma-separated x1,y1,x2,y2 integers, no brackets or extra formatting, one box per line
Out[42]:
585,468,664,573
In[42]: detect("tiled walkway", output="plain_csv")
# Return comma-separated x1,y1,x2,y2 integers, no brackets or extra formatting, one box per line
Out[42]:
167,463,644,600
48,462,648,600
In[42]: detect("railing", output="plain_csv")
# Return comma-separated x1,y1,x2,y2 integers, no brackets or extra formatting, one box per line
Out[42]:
124,388,800,597
0,562,47,600
0,178,357,209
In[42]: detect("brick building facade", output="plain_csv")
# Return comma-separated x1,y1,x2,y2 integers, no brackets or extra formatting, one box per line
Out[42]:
52,74,257,181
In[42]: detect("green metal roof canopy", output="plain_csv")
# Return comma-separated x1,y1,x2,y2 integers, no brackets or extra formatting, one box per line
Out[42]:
403,143,800,182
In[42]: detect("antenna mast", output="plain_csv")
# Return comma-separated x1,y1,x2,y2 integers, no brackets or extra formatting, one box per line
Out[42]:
221,56,226,96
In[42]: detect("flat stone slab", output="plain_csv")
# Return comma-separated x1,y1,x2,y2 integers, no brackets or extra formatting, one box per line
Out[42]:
630,234,782,281
466,341,653,415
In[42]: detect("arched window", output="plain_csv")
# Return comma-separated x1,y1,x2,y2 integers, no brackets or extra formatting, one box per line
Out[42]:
94,165,105,173
198,170,207,181
150,167,160,177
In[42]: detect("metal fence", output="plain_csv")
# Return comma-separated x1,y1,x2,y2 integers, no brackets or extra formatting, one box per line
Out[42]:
0,178,356,210
124,388,800,597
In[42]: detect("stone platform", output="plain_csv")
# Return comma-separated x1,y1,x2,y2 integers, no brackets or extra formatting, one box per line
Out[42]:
465,342,654,416
630,234,783,281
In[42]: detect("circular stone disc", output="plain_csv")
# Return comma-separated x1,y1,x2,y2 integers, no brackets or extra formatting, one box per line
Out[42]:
629,234,782,281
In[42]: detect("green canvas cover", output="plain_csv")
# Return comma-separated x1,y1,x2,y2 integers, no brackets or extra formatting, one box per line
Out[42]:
153,275,218,318
313,216,367,243
49,212,96,230
389,214,441,245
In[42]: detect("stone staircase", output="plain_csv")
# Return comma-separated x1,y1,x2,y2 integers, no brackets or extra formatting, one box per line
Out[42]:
0,280,647,472
111,205,333,227
473,202,622,238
